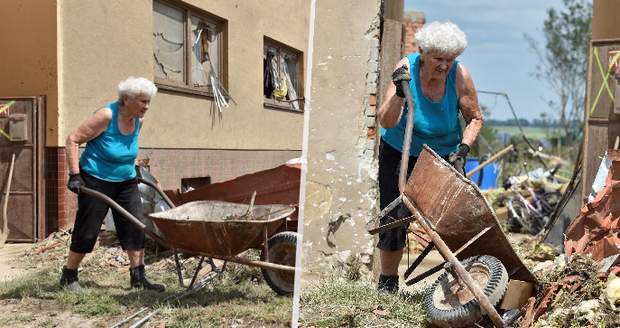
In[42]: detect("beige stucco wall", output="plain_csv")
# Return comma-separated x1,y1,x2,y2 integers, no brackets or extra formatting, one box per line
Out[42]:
58,0,309,150
0,0,58,146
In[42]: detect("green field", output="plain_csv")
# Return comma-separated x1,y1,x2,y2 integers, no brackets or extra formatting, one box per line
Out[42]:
488,125,565,140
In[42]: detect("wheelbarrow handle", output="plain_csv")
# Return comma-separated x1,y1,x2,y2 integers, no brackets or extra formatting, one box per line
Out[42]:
399,80,416,194
79,186,170,248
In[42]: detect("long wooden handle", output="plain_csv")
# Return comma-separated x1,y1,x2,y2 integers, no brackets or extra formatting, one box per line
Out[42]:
399,80,416,193
466,144,514,179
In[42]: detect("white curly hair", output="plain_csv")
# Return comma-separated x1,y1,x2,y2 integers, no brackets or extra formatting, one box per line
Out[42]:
415,21,468,57
117,77,157,103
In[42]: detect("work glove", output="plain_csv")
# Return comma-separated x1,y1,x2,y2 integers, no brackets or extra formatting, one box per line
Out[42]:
135,165,143,179
448,143,470,176
67,173,85,194
391,65,412,98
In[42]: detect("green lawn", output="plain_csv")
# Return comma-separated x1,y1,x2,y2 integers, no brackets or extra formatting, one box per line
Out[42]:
488,125,565,140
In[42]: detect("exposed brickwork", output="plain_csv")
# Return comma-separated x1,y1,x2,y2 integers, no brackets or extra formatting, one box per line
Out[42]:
46,147,301,232
362,16,380,154
403,11,425,55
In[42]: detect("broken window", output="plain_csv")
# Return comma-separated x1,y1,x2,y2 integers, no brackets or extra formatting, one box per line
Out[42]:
263,40,303,111
153,0,224,95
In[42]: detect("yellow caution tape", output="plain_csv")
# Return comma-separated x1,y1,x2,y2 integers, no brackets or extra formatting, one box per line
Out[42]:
591,48,620,116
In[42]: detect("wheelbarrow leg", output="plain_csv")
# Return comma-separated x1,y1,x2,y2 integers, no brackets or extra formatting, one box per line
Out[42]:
403,195,505,328
174,251,187,288
174,252,207,289
188,257,206,288
404,262,445,286
403,242,434,279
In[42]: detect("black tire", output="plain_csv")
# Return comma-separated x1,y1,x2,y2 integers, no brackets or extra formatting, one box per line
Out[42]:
260,231,298,296
424,255,509,328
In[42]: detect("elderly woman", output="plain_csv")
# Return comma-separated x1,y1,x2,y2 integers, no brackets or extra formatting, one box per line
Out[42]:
376,21,483,293
60,77,165,292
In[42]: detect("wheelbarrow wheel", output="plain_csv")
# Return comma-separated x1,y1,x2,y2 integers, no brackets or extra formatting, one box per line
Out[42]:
260,231,298,296
424,255,509,328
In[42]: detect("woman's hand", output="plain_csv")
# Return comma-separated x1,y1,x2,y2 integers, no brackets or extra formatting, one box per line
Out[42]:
67,174,85,194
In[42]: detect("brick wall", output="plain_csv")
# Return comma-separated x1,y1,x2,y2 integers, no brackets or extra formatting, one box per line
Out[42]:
46,147,301,232
403,11,425,55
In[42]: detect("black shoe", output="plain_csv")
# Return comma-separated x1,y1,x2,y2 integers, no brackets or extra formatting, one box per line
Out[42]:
129,264,166,292
60,266,83,292
377,274,399,294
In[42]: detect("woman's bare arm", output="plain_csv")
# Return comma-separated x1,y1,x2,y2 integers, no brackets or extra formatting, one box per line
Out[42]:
455,63,483,147
65,108,112,174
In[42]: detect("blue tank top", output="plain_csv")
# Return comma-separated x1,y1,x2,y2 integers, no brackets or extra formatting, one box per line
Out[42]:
380,52,463,157
80,101,139,182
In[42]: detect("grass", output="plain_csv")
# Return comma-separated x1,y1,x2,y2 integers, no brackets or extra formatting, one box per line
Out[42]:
0,233,294,327
489,126,565,140
298,278,429,328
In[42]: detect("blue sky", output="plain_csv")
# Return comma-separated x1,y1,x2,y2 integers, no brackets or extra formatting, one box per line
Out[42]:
405,0,569,121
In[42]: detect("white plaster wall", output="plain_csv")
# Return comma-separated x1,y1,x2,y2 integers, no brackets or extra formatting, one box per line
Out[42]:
302,0,382,279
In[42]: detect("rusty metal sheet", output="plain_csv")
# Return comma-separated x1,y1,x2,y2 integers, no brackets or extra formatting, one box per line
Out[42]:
164,163,301,231
404,145,538,283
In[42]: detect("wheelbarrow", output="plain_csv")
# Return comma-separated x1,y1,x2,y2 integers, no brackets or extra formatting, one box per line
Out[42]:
366,82,538,328
80,176,298,296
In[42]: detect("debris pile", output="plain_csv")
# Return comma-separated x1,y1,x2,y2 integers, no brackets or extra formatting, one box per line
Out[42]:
511,151,620,327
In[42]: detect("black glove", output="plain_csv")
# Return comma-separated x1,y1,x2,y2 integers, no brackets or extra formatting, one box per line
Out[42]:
391,65,412,98
67,173,85,194
135,165,143,179
448,144,470,176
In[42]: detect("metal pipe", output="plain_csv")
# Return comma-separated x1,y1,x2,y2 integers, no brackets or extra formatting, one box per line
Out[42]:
402,194,504,328
80,187,170,248
173,247,297,274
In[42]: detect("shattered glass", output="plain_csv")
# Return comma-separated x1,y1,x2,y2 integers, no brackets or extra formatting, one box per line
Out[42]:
153,1,184,83
191,16,219,90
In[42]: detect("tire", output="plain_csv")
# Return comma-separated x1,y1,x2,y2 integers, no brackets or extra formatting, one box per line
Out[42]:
260,231,298,296
424,255,509,328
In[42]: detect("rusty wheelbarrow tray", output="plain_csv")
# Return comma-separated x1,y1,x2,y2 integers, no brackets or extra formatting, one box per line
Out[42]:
366,81,538,328
80,178,298,296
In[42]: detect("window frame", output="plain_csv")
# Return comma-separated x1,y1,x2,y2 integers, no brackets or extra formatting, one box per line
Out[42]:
263,38,304,112
153,0,226,98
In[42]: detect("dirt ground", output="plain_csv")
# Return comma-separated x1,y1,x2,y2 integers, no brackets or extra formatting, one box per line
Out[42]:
0,242,110,327
0,243,31,282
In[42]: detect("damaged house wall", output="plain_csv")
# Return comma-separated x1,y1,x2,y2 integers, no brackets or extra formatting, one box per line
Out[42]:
0,0,311,233
55,0,310,229
302,0,404,279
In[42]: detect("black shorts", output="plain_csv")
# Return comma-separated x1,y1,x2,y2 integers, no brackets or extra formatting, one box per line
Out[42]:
70,169,145,254
376,140,418,251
